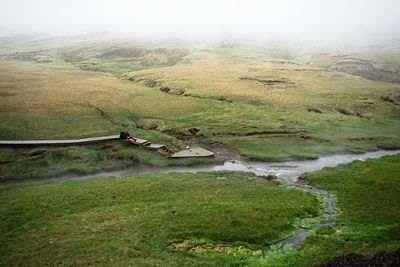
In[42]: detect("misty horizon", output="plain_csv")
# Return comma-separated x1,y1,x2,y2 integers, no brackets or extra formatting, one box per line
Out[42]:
1,0,400,45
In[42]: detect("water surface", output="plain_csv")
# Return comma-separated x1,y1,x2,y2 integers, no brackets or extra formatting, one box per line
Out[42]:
66,149,400,182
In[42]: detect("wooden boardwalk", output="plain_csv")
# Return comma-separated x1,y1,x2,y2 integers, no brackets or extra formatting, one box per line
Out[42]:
0,135,215,158
0,135,120,146
170,147,215,158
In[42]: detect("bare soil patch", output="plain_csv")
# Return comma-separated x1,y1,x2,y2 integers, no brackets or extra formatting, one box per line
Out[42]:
238,76,295,86
307,108,323,114
168,240,188,250
381,94,400,106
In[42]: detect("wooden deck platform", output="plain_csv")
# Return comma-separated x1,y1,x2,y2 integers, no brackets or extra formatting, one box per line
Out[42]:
126,139,165,150
126,138,151,146
147,144,165,149
0,135,120,146
170,147,215,158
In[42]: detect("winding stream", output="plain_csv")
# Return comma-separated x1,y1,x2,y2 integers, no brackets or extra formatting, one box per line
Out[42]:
30,149,400,184
266,183,336,252
4,149,400,252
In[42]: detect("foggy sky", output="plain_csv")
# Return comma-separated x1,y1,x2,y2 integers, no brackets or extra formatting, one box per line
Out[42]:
1,0,399,44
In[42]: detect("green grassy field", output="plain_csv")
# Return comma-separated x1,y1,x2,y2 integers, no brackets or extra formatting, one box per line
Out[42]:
249,155,400,266
0,36,399,179
1,155,399,266
0,36,399,266
0,172,319,266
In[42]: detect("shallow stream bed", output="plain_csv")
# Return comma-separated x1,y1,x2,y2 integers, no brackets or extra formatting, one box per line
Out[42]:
9,149,397,185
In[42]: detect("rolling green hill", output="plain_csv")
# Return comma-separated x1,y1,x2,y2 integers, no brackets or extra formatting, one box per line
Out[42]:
0,36,399,178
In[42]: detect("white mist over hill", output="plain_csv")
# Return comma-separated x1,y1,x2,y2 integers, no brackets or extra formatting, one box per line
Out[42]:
1,0,399,45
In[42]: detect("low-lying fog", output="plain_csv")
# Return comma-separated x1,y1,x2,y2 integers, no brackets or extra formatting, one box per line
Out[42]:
1,0,400,46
